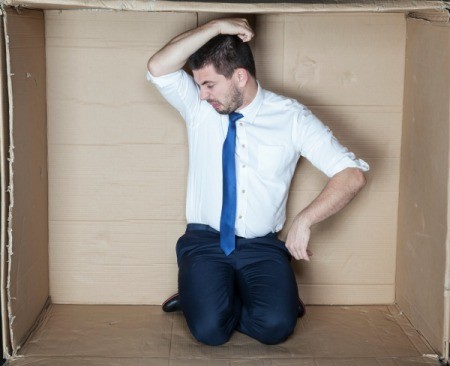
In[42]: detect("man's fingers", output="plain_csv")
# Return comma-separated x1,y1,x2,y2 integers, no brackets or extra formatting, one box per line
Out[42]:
286,241,308,261
294,247,302,261
238,33,253,42
286,240,299,260
237,27,254,42
218,18,254,41
301,248,310,261
286,241,313,261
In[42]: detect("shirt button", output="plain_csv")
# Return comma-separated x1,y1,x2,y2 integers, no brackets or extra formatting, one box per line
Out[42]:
242,189,246,194
242,144,246,148
242,165,246,168
239,215,243,219
239,122,243,126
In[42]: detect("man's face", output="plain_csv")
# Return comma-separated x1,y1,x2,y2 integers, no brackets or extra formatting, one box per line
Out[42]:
193,64,244,115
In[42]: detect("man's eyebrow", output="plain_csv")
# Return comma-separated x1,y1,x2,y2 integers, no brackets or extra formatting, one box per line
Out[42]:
199,80,214,86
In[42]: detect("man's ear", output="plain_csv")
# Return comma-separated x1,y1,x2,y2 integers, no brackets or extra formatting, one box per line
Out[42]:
234,68,249,87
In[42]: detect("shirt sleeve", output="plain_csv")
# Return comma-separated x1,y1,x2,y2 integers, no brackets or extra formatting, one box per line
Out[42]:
146,69,201,126
293,107,370,177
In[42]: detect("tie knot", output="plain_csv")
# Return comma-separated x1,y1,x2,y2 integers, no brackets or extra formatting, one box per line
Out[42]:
229,112,244,124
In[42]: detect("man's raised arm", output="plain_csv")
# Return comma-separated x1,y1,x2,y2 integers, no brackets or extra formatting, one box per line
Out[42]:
147,18,254,77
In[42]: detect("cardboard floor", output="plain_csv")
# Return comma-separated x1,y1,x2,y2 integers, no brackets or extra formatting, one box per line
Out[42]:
4,304,441,365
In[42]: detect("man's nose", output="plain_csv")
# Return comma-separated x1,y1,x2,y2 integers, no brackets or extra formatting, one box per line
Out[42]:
200,88,209,100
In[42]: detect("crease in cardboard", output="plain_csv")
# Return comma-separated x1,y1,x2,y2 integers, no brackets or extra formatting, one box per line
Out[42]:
446,66,450,359
445,138,450,363
10,298,52,357
386,305,440,360
443,26,450,364
2,5,16,358
408,10,450,23
444,291,450,362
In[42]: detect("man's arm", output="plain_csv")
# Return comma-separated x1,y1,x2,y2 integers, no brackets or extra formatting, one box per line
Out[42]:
285,167,366,261
147,18,254,77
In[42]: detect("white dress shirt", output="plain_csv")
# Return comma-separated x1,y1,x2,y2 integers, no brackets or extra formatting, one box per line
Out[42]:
147,70,369,238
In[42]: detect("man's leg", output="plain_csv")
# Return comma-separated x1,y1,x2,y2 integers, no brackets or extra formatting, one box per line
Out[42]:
177,228,240,346
235,237,299,345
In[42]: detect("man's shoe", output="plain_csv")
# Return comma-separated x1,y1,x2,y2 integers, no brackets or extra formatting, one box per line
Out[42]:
298,297,306,318
162,293,182,312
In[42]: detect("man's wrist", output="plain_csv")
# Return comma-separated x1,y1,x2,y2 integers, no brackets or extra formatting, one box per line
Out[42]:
204,19,222,37
294,213,313,230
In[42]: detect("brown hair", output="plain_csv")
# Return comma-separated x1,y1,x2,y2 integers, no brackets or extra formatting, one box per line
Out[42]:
188,34,256,78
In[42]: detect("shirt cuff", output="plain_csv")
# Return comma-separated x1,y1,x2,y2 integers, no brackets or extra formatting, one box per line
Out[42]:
146,69,183,87
327,153,370,177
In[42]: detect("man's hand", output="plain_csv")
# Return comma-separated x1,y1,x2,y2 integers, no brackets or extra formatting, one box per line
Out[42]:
284,167,366,261
215,18,254,42
285,217,313,261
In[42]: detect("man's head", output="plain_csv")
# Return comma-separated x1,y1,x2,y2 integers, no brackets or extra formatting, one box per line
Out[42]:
188,35,257,114
188,34,256,79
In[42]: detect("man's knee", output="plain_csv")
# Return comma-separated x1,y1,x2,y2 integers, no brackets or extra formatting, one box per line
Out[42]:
189,315,234,346
250,313,297,345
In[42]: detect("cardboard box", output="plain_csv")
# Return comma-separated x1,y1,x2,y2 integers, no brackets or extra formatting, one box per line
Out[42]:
0,1,449,364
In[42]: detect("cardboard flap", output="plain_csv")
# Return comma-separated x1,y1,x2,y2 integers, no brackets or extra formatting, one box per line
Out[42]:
1,0,450,16
3,7,49,355
0,11,11,359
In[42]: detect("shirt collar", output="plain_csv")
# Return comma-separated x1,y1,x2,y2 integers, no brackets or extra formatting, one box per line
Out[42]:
236,82,263,124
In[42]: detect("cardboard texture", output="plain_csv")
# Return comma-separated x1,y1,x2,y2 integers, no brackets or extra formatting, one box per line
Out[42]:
4,304,440,365
0,0,450,364
45,10,195,305
397,18,450,358
3,8,49,353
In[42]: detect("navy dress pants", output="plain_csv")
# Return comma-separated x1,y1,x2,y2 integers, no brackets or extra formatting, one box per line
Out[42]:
176,224,299,346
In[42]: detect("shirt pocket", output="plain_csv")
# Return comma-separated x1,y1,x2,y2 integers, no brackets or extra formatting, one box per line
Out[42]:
258,145,285,176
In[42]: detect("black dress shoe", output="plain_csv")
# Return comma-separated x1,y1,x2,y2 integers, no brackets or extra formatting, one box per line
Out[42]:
298,297,306,318
162,293,182,312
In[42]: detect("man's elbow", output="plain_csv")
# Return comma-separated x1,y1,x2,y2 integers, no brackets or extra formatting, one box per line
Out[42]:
147,57,163,77
350,168,366,192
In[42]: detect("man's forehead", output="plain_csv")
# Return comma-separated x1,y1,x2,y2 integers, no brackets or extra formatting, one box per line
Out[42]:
193,64,225,84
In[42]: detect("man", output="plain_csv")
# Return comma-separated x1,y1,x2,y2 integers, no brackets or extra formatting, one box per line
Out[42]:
147,18,368,346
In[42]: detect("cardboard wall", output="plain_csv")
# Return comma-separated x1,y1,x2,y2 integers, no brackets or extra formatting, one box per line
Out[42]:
4,9,49,351
0,13,11,356
45,11,196,305
397,18,450,356
46,11,405,306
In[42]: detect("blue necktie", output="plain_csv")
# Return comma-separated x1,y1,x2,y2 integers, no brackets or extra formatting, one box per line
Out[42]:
220,112,244,256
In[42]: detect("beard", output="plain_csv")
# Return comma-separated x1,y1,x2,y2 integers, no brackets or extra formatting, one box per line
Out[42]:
209,84,244,115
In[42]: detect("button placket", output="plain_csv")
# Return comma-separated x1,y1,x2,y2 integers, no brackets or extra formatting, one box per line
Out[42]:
235,120,249,235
